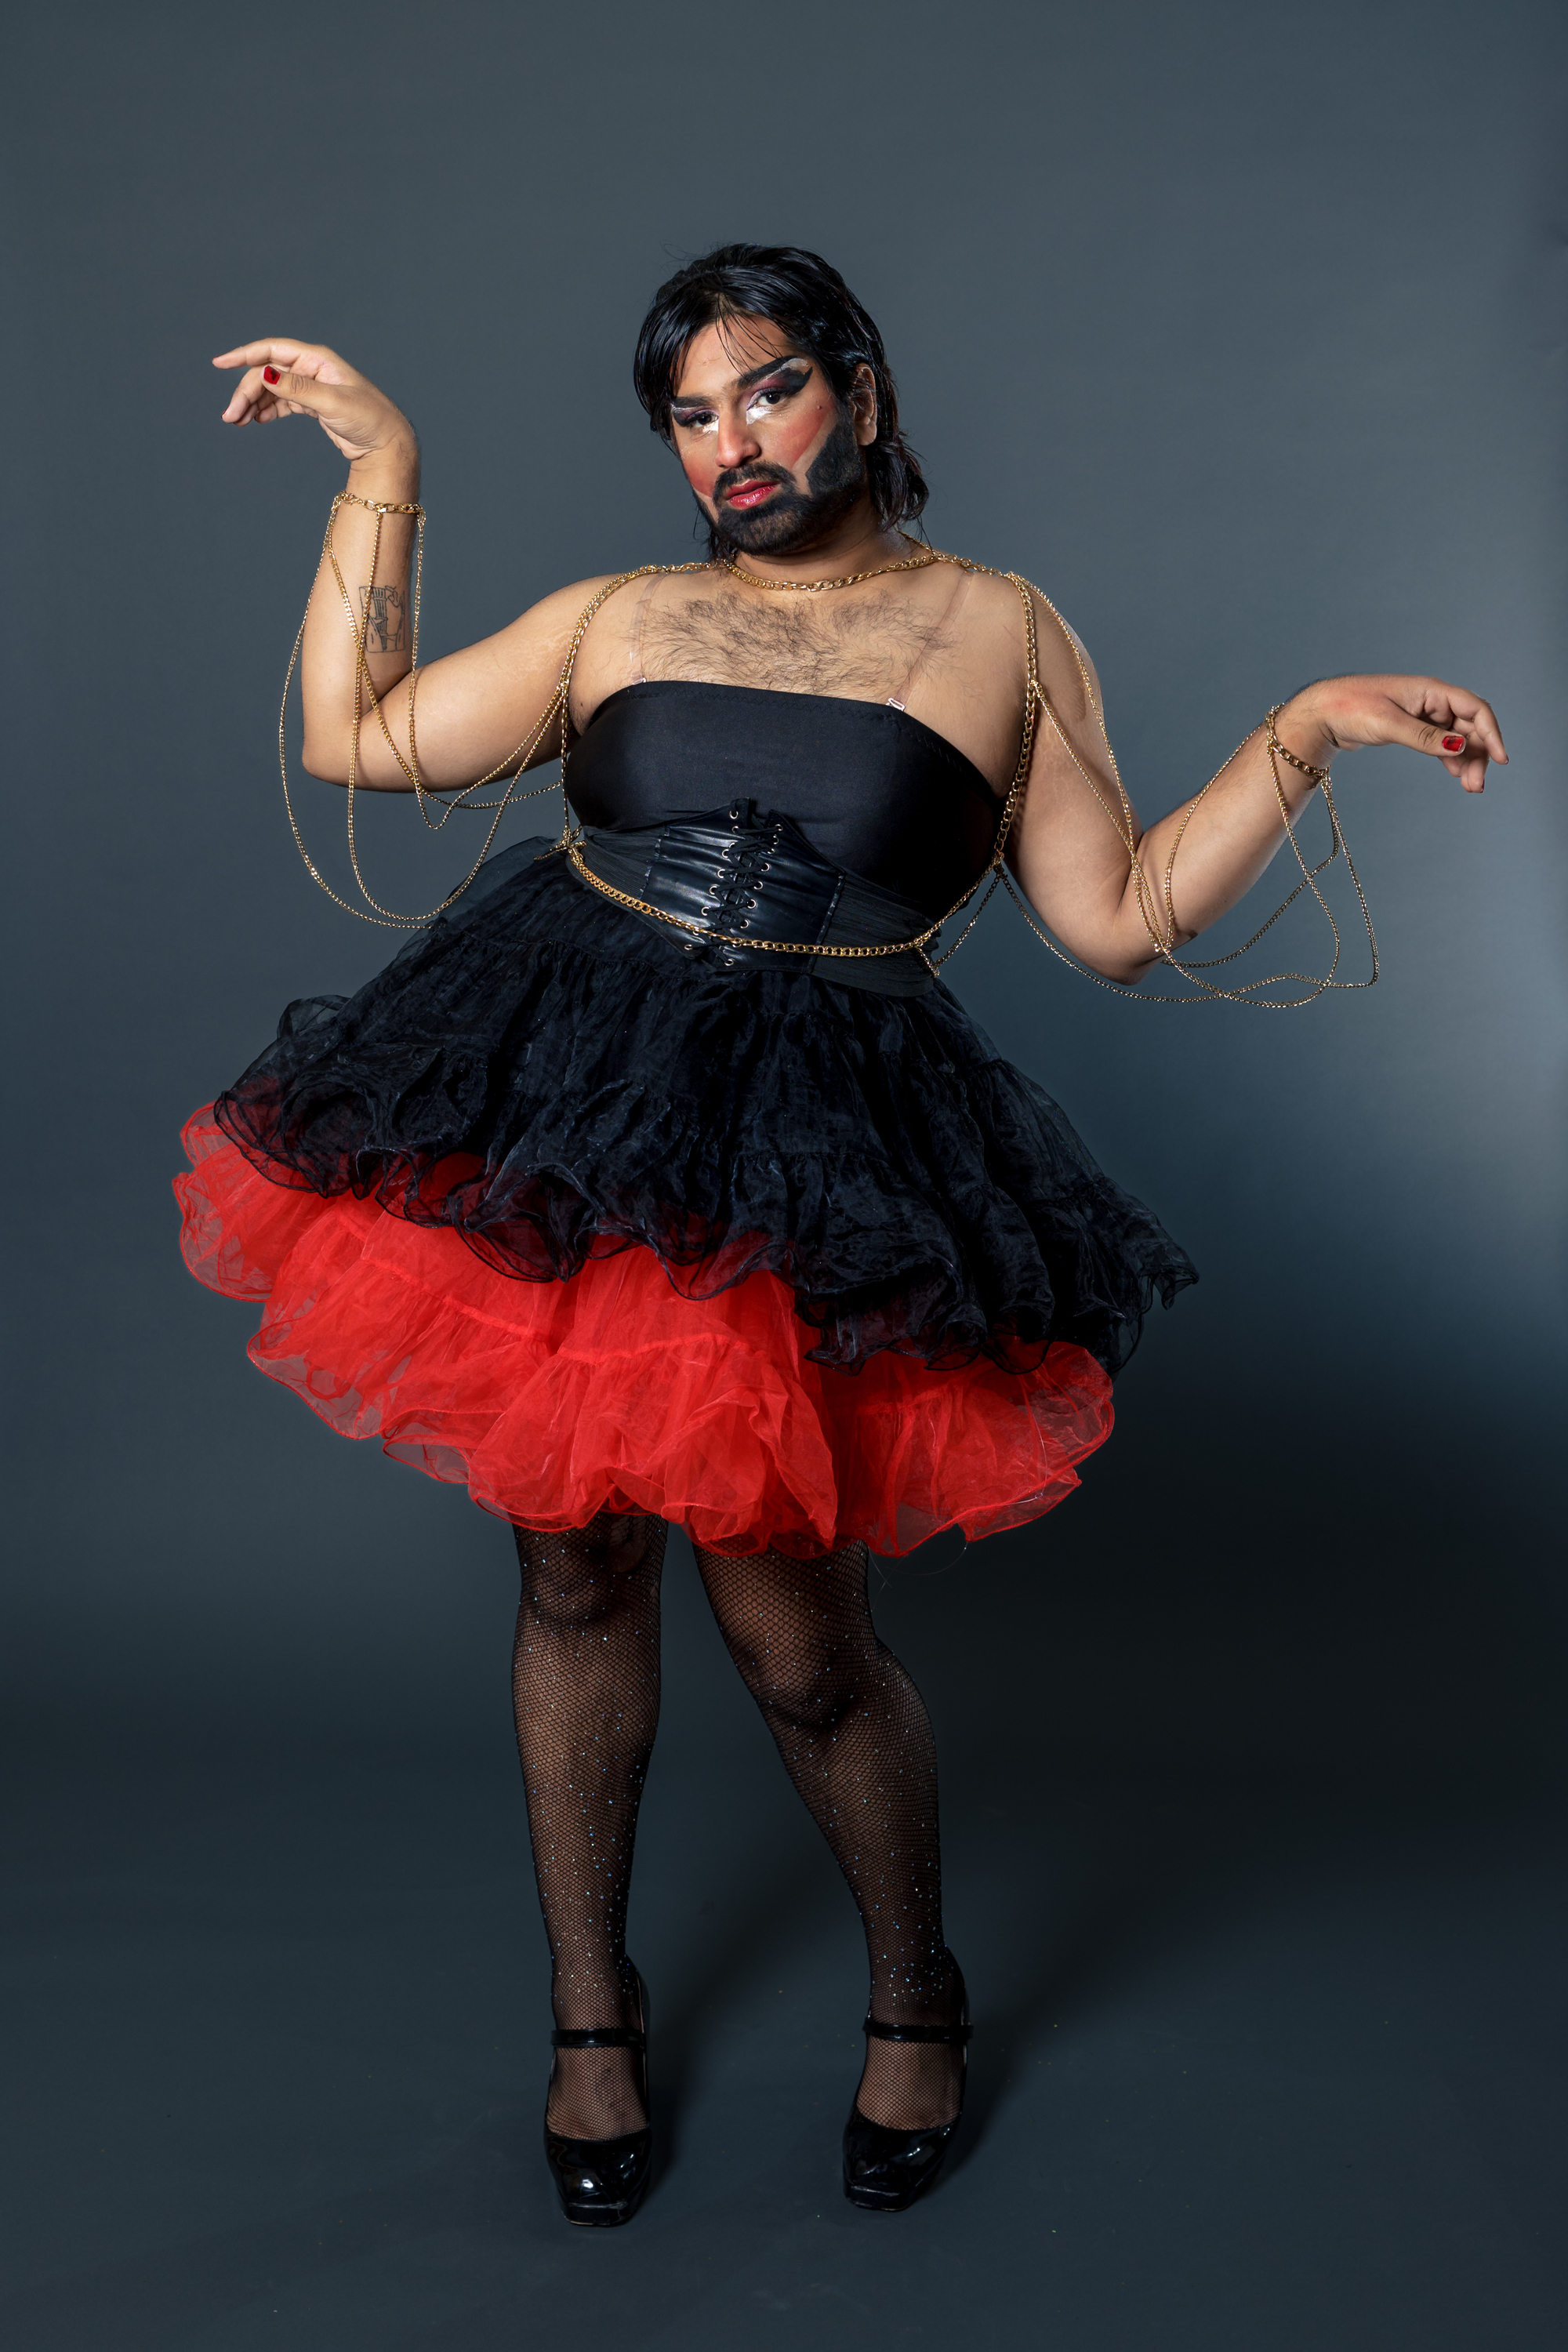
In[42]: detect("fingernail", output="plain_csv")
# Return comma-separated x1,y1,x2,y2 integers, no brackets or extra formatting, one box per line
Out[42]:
263,365,280,384
1442,735,1464,751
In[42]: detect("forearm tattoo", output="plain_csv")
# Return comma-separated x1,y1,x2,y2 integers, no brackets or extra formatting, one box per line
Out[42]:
358,583,409,654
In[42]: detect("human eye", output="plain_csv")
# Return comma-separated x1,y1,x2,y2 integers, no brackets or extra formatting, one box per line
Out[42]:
673,408,717,435
745,375,804,422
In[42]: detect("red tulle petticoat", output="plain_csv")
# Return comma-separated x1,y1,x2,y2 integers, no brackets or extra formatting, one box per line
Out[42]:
176,1109,1114,1558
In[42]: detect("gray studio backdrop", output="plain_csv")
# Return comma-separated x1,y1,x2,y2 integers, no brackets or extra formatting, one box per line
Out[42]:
9,0,1564,1787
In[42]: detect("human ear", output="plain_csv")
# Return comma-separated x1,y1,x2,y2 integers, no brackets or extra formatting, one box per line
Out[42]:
850,363,878,447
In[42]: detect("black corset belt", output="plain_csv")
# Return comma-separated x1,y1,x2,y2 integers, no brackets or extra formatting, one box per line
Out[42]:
574,799,943,996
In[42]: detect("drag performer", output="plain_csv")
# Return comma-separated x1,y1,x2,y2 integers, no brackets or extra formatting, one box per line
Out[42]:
178,247,1503,2225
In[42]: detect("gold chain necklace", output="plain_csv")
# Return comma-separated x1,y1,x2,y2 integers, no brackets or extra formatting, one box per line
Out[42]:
715,541,942,592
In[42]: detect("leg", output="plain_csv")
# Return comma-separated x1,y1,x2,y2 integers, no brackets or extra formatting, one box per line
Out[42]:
693,1538,965,2132
512,1512,666,2139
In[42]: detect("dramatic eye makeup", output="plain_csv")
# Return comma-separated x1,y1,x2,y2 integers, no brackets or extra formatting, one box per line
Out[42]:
743,367,810,422
670,361,812,436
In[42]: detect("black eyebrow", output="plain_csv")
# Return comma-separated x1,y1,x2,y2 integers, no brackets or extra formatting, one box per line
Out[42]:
670,356,811,411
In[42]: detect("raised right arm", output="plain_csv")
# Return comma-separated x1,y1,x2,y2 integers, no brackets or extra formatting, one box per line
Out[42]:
215,338,616,790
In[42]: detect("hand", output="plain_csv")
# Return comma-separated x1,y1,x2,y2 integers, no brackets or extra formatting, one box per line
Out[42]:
1282,675,1508,796
212,339,414,466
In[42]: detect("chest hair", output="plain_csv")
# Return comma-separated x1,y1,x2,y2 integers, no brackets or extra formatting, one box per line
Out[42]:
641,589,954,701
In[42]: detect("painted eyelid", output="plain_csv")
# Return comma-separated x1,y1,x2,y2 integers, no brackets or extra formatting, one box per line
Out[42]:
673,376,800,430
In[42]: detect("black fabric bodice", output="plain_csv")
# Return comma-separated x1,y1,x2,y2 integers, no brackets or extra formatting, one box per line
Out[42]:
565,681,1000,917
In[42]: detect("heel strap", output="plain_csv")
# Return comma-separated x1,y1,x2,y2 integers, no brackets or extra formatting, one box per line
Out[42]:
551,2025,647,2051
863,2016,973,2046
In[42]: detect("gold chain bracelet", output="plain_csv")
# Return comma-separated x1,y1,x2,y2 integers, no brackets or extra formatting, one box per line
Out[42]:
338,492,426,518
1265,704,1332,786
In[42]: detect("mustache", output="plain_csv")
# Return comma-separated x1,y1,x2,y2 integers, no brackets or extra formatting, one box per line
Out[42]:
713,463,794,499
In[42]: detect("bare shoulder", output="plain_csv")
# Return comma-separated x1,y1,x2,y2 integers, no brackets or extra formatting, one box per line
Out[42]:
954,562,1076,648
1016,579,1102,725
516,572,638,644
947,564,1032,681
952,565,1099,717
476,572,651,706
953,564,1029,630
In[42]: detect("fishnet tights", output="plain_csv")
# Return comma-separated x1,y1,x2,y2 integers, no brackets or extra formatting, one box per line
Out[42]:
512,1519,964,2138
694,1539,964,2132
512,1513,665,2140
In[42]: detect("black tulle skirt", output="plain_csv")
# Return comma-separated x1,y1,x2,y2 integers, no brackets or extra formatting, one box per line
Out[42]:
176,843,1196,1555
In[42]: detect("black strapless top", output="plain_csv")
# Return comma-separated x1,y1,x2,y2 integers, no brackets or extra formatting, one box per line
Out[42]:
565,680,1000,918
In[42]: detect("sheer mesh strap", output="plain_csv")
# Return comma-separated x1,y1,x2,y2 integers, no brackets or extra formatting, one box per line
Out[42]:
625,575,659,688
886,568,975,710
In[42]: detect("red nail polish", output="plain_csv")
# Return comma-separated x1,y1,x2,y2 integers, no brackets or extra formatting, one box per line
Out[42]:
263,365,280,384
1442,734,1465,751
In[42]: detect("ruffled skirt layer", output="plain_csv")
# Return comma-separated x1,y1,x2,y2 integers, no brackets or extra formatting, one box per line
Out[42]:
176,848,1195,1555
177,1109,1114,1557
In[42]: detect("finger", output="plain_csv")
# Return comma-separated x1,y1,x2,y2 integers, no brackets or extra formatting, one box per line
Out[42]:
1377,702,1493,794
1420,684,1508,793
220,365,281,423
223,364,327,423
220,368,263,422
1378,704,1462,760
212,338,312,372
1418,681,1508,764
1431,722,1489,796
1454,697,1508,766
1439,735,1488,795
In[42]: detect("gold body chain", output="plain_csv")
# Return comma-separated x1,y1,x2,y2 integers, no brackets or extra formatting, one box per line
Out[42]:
715,545,945,592
275,502,1376,1004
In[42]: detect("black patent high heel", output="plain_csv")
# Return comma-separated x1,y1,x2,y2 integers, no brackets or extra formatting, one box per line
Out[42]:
542,1967,652,2227
842,1958,971,2213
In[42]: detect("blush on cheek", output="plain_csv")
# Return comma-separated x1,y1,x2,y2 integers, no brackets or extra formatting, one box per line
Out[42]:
771,403,832,474
682,452,720,501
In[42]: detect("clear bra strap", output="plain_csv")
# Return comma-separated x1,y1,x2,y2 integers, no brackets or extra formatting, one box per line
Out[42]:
886,565,974,711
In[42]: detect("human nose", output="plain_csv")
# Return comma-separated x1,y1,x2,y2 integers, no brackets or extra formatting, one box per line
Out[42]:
713,402,761,471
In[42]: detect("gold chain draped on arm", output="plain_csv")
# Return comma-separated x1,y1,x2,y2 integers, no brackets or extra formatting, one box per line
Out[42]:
274,505,1377,996
1008,582,1379,1007
273,495,705,930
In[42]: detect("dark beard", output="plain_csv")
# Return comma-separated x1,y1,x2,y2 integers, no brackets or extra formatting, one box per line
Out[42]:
706,413,869,557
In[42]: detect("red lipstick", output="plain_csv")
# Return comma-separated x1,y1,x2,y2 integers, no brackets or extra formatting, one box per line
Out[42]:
725,481,780,509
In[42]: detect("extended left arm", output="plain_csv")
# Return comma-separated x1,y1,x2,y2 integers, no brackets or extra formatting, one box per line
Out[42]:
1010,638,1508,985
